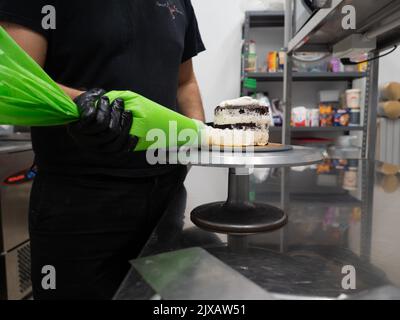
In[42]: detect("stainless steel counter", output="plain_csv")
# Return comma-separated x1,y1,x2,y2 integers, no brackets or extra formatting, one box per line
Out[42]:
115,159,400,300
0,133,32,154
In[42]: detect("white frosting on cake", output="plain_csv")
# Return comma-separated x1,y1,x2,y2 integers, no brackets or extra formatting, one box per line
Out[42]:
214,110,270,126
201,125,269,147
219,96,261,108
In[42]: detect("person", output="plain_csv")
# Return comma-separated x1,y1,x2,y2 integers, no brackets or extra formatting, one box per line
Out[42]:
0,0,205,300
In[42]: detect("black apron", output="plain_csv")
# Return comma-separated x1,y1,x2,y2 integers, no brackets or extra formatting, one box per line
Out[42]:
29,166,187,300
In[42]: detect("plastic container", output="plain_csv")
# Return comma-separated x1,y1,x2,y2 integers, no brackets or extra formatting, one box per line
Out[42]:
308,109,320,127
346,89,362,109
278,51,285,71
293,53,329,72
292,107,308,127
329,58,343,73
244,41,257,73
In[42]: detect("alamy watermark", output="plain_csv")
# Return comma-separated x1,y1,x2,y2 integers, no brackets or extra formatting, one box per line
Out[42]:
41,265,56,290
342,5,356,30
39,3,357,33
341,265,356,290
144,121,257,167
41,5,56,30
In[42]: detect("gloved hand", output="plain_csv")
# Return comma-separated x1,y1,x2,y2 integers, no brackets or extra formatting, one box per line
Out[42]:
68,89,138,154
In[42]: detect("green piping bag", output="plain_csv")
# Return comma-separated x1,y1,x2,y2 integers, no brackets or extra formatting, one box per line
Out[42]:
0,26,203,151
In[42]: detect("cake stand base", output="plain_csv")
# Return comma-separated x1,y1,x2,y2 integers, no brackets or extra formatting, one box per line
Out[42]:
191,202,287,235
191,168,288,235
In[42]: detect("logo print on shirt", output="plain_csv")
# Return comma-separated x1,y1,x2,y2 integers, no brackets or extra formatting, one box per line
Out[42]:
156,1,184,20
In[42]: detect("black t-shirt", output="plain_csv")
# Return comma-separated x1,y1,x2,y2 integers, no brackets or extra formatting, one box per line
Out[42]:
0,0,205,176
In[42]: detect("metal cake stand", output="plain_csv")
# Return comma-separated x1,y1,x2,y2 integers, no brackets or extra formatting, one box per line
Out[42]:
164,145,324,235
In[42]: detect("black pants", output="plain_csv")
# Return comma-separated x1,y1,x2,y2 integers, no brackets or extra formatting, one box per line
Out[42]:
29,167,187,300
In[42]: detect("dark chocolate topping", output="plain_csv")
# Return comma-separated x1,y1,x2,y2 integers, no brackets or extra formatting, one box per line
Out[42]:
215,105,269,115
213,123,267,130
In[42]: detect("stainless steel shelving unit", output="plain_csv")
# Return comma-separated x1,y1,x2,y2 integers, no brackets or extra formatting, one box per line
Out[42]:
240,2,400,258
241,10,368,142
281,0,400,261
283,0,400,160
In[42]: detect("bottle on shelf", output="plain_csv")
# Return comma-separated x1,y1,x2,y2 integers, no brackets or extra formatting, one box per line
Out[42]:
243,40,257,73
267,51,278,73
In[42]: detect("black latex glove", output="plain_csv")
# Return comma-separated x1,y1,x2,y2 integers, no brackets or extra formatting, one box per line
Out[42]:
68,89,138,154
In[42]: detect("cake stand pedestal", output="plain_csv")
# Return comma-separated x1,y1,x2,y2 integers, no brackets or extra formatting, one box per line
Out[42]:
165,145,323,235
191,167,287,235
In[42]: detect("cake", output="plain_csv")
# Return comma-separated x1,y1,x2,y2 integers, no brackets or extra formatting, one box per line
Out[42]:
202,97,270,147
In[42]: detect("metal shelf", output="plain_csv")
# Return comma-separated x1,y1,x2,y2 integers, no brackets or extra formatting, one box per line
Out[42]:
270,126,364,133
277,1,382,260
288,0,400,53
245,11,285,28
282,0,393,160
246,72,367,82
